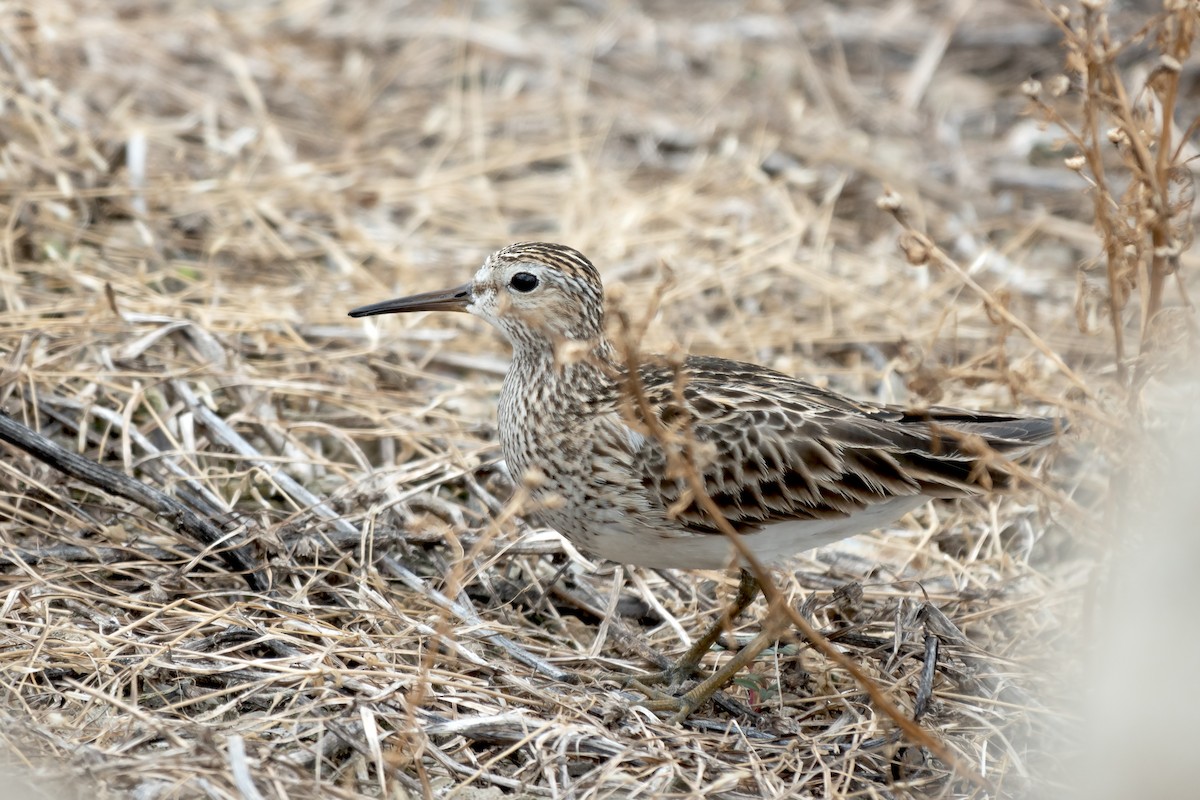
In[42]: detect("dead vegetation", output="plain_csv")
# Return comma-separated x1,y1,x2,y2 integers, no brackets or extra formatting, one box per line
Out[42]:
0,1,1195,798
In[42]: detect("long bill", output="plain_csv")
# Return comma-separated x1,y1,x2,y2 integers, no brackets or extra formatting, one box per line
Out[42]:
348,283,472,317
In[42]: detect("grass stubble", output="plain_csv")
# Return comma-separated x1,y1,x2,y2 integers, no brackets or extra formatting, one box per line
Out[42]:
0,1,1195,798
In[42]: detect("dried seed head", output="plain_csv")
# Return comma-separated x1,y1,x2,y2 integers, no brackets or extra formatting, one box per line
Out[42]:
539,492,566,511
876,189,904,212
555,339,594,367
1154,241,1182,259
898,231,932,267
1020,79,1042,99
1107,127,1129,146
1065,155,1087,171
522,465,547,489
1048,75,1070,97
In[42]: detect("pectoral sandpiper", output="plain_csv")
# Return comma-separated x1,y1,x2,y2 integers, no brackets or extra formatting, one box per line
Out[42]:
350,242,1061,717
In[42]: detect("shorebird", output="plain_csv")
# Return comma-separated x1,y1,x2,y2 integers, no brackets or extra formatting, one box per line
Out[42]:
350,242,1061,717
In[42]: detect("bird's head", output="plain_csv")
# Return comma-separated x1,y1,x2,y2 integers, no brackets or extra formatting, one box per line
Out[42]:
349,242,607,351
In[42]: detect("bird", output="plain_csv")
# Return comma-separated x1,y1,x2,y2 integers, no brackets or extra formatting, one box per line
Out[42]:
349,241,1062,717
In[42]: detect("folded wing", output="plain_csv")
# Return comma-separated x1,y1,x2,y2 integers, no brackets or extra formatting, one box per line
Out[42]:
626,355,1061,537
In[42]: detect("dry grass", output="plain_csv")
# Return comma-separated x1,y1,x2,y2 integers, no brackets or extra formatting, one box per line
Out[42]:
0,1,1195,798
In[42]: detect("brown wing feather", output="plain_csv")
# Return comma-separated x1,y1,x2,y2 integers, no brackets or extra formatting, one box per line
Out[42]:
627,355,1060,536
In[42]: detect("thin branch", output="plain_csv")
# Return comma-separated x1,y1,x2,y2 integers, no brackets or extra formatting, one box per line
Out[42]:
0,410,266,591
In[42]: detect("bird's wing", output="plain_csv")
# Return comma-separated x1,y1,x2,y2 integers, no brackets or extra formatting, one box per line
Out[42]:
621,355,1059,536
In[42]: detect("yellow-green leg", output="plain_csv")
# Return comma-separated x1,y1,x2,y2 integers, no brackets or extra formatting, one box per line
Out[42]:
642,621,787,722
630,569,761,689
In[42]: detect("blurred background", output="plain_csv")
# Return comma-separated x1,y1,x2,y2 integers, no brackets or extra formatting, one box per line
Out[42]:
0,1,1195,798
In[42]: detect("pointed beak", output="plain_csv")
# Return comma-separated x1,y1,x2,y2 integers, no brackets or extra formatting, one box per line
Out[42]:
348,282,472,317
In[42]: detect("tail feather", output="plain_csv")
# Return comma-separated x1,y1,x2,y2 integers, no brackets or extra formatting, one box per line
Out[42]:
876,409,1066,496
902,409,1065,451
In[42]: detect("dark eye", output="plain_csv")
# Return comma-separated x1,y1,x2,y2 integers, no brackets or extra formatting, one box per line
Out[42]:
509,272,538,292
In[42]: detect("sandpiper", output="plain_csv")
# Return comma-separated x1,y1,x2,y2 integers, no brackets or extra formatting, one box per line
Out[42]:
350,242,1061,716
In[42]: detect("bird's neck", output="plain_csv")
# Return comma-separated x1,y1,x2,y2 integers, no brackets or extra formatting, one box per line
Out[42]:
505,334,619,404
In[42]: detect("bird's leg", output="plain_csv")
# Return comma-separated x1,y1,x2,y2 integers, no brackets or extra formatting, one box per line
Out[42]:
641,620,786,722
629,568,761,688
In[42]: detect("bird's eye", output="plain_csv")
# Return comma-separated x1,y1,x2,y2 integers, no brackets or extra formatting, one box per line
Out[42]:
509,272,539,293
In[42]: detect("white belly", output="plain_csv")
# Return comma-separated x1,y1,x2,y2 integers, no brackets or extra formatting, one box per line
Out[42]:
578,495,930,570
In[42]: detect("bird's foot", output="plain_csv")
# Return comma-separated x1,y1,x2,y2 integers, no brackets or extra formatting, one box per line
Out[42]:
613,662,722,723
621,625,781,721
621,659,702,690
632,683,707,724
